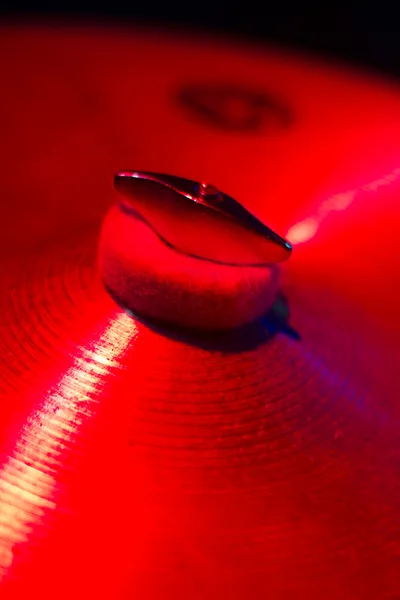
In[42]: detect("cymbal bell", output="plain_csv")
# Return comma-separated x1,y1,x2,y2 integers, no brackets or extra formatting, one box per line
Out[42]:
99,170,291,330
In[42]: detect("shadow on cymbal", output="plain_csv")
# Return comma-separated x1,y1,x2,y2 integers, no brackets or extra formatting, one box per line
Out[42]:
109,289,301,353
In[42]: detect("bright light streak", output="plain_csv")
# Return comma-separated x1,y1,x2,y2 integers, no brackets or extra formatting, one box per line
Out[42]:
0,312,136,577
286,167,400,245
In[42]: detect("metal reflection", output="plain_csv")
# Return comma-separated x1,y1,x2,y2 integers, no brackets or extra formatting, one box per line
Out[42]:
0,312,136,578
286,167,400,245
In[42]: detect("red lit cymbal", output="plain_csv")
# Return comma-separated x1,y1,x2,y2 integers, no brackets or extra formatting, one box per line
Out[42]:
0,23,399,600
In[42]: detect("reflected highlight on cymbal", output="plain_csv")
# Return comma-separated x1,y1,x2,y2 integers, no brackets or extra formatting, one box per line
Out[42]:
0,312,136,581
287,165,400,245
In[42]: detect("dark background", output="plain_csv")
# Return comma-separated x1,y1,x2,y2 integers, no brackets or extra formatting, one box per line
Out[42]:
1,1,399,77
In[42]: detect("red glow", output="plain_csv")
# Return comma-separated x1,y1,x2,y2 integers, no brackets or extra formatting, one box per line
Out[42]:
0,313,136,583
0,24,399,600
287,166,400,245
286,217,319,244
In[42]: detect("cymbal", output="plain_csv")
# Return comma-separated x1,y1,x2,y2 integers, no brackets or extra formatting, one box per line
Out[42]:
0,22,399,599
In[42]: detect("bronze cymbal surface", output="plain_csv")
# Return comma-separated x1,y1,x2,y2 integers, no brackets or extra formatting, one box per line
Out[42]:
0,22,399,599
